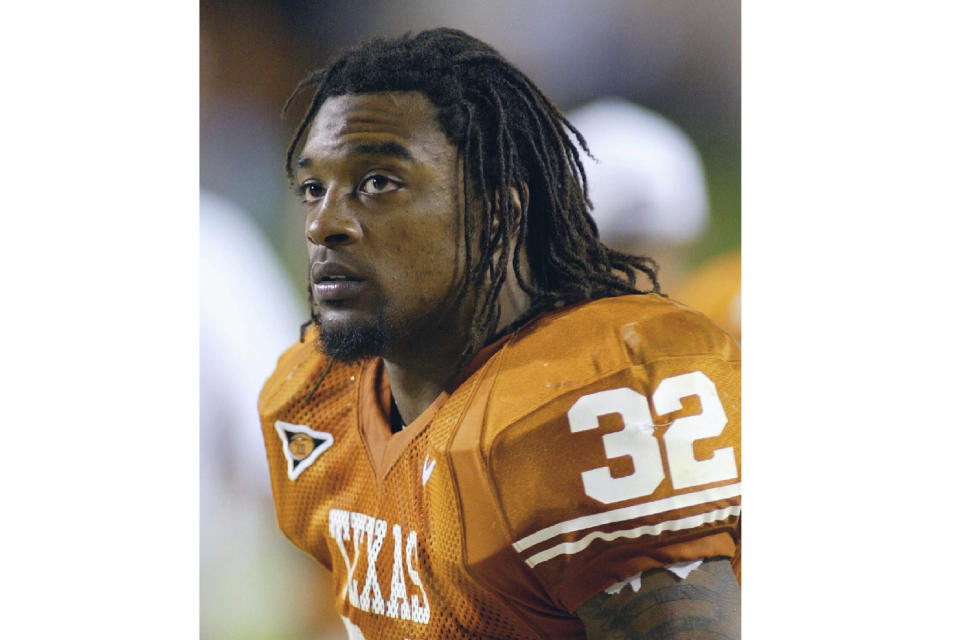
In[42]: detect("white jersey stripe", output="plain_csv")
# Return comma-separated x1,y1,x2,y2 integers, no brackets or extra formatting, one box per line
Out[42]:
513,482,741,552
523,505,740,568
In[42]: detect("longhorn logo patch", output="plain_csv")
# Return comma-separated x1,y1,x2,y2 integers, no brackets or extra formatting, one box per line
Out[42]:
275,420,334,480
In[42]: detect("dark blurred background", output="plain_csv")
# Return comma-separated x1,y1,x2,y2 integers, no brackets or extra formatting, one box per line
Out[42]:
199,2,739,638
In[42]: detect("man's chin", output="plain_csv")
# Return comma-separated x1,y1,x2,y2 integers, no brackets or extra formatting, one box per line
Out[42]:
316,316,387,363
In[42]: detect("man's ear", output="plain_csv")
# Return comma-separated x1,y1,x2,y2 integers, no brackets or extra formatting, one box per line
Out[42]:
509,183,529,220
490,183,528,238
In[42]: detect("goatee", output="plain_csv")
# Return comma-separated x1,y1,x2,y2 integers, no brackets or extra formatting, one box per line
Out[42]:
315,310,389,362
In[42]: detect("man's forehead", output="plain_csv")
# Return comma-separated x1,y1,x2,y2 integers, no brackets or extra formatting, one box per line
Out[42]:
311,91,441,136
299,91,455,168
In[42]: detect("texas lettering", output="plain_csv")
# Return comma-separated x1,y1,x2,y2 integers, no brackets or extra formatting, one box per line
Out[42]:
328,508,430,624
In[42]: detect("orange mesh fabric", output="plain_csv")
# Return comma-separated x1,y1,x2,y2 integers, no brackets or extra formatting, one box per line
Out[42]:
261,346,543,638
259,295,741,638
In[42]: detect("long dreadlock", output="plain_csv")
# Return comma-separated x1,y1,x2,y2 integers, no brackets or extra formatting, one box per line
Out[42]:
286,28,660,364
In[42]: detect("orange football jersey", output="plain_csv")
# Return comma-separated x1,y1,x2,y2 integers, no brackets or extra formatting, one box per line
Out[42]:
259,294,741,639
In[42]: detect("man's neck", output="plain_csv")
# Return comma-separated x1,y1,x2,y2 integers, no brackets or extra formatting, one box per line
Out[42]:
386,254,533,427
383,356,455,428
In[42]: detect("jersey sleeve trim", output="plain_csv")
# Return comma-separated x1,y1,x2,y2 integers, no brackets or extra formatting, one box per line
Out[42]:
555,532,737,612
512,481,740,553
522,504,739,569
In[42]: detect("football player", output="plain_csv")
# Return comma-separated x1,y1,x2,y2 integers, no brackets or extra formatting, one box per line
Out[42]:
260,28,740,639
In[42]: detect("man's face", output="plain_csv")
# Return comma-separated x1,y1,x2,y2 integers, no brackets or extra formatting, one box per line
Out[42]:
296,92,466,361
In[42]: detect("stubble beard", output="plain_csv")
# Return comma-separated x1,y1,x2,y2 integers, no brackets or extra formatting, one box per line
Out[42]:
310,283,465,365
315,307,390,362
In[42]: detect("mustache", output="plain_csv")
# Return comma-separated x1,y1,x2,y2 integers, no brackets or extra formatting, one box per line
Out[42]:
309,260,364,283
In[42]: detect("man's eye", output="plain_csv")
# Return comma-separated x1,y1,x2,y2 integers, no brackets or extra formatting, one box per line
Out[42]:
299,182,325,202
359,174,401,195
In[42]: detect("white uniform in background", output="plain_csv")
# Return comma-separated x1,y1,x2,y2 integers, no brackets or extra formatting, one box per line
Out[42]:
201,189,339,639
567,97,709,248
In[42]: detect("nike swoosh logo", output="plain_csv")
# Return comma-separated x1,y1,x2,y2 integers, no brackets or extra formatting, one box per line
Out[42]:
422,455,436,485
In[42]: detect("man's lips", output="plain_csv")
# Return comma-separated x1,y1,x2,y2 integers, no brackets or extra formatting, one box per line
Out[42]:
311,262,365,301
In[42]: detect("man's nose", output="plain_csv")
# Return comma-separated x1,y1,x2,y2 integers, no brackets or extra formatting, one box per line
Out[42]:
305,192,362,247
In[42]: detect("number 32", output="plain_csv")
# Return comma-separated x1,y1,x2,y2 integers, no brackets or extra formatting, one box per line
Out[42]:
567,371,738,504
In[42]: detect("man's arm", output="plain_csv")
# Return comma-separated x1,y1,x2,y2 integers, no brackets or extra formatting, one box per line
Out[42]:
576,558,740,640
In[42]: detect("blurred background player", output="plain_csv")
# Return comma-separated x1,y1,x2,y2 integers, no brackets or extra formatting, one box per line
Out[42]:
567,97,741,342
673,248,741,344
566,96,710,295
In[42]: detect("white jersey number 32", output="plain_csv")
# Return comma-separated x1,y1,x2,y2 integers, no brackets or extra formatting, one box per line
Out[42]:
567,371,737,504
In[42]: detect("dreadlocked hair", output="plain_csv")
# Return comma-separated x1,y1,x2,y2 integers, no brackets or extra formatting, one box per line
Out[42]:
285,28,660,364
